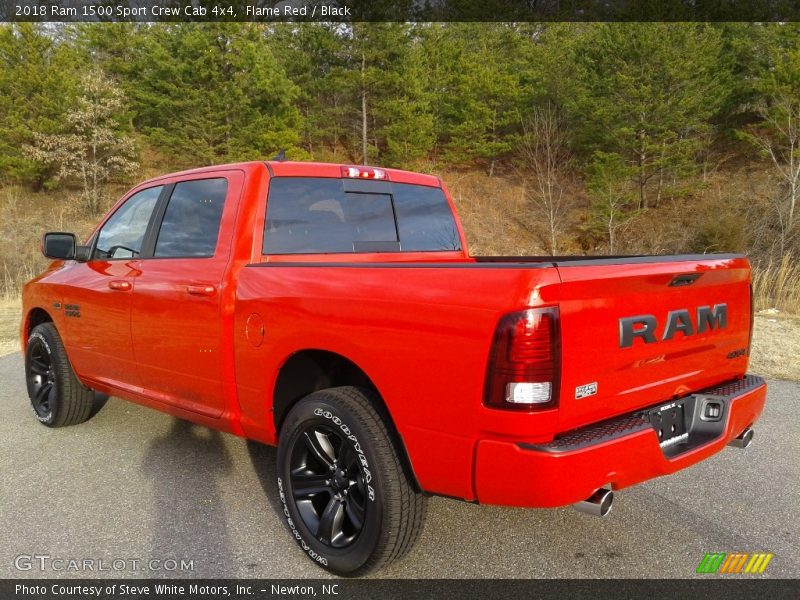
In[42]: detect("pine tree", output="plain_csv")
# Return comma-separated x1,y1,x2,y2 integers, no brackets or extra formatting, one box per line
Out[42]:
344,23,428,165
268,23,350,160
421,23,526,174
0,24,80,186
564,23,732,208
127,23,302,164
373,26,435,167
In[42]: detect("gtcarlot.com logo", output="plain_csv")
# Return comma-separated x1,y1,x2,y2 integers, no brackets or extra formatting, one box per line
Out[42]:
696,552,773,574
14,554,194,573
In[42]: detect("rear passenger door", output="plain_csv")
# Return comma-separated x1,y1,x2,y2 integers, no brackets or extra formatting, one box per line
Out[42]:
130,171,243,417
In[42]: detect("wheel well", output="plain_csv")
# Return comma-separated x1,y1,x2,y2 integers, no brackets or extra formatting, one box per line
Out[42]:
273,350,422,492
26,308,53,339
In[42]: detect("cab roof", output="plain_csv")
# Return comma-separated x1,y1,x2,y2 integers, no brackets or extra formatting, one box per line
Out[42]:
142,160,442,188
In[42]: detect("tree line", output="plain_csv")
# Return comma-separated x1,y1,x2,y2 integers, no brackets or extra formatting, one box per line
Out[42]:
1,22,799,261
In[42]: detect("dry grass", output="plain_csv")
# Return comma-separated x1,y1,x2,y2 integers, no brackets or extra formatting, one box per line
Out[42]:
0,185,108,299
752,255,800,314
749,314,800,381
444,170,544,256
0,296,20,356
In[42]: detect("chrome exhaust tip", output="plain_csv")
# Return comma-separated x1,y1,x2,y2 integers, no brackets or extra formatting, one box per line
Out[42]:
573,488,613,517
728,427,754,449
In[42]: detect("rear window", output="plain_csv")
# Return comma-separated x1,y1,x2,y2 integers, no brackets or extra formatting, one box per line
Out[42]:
263,177,461,254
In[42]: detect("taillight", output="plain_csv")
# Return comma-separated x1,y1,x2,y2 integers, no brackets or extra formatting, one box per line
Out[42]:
483,307,560,411
341,165,388,180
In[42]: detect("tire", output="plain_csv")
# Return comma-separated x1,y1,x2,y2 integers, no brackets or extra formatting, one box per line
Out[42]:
25,322,96,427
276,386,427,576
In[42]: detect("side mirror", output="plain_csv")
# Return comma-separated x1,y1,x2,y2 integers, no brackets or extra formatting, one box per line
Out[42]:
42,232,76,260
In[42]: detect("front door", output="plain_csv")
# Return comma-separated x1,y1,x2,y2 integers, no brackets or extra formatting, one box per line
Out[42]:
64,185,163,385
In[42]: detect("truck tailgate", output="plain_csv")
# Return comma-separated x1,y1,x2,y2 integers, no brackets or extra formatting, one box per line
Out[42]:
553,255,752,431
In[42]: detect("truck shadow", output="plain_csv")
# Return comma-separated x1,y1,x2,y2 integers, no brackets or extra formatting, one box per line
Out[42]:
89,391,109,419
142,418,234,577
245,439,285,519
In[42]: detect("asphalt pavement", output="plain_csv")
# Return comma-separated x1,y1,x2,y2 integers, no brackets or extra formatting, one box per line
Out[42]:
0,351,797,579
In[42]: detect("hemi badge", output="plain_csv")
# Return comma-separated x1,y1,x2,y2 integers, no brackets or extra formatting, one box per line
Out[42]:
575,382,598,399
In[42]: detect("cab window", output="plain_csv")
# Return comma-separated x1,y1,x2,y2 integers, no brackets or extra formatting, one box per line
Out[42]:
94,186,163,260
154,178,228,258
263,177,461,254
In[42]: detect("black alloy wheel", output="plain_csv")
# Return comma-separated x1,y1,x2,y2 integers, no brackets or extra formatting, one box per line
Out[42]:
24,323,96,427
26,334,57,420
276,386,427,575
289,424,368,548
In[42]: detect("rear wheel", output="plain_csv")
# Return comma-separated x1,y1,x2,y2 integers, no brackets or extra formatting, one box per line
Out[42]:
25,323,96,427
276,386,426,576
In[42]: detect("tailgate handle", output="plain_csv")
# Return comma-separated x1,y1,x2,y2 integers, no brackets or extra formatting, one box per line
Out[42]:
186,284,216,296
669,273,702,287
108,280,131,291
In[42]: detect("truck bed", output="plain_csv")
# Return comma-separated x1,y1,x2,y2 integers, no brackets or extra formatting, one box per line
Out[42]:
236,252,752,499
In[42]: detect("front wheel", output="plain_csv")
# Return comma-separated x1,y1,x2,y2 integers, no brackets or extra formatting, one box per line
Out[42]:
276,386,427,576
25,322,96,427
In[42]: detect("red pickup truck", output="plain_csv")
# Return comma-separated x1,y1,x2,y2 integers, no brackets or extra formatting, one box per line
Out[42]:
21,160,766,575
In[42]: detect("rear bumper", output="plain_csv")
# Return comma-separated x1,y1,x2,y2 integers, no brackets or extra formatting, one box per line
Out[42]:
474,375,767,508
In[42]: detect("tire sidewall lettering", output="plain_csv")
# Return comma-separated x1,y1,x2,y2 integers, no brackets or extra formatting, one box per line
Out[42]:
277,395,388,573
313,406,376,501
27,331,55,424
277,476,329,566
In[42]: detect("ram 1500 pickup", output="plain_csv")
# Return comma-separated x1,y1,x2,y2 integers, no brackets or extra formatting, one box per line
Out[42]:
21,160,766,575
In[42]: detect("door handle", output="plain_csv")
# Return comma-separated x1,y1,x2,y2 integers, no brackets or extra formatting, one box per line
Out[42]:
186,284,216,296
108,280,131,291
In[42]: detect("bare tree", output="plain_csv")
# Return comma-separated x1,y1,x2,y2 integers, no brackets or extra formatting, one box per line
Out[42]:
26,69,138,214
744,89,800,255
591,184,630,255
518,104,573,255
585,151,637,255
